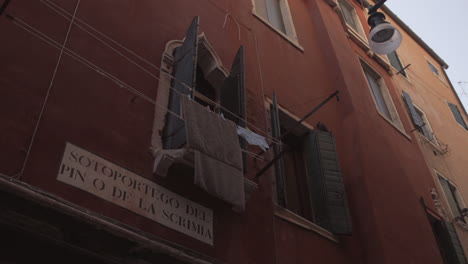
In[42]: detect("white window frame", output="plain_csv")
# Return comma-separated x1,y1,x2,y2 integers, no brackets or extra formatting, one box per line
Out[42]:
360,60,404,131
387,50,410,80
435,172,467,222
252,0,300,47
425,57,447,84
337,0,367,42
447,100,468,131
152,35,228,151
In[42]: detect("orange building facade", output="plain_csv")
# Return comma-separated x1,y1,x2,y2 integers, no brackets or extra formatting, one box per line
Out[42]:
0,0,467,263
380,4,468,259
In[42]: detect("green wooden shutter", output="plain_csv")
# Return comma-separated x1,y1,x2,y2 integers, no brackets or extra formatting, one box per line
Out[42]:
402,91,425,128
271,94,287,207
221,46,247,170
439,176,462,220
303,130,352,235
440,221,468,264
163,17,199,149
448,102,468,130
221,46,245,126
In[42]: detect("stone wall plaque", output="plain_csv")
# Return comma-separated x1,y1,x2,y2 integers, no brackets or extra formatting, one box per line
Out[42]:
57,142,213,245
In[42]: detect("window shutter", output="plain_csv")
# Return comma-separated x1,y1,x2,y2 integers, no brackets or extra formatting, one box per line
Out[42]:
304,130,352,235
221,46,247,170
448,103,468,130
221,46,245,126
163,17,199,149
402,91,424,129
440,221,468,264
439,176,462,219
271,94,287,207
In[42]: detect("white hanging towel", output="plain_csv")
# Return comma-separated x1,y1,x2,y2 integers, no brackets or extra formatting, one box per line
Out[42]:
236,126,269,151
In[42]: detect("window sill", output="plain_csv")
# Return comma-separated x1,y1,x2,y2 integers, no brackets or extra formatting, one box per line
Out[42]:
377,112,412,141
274,205,339,243
252,12,304,52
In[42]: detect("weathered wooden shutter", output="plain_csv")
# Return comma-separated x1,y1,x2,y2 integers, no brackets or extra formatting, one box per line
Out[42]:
439,221,468,264
448,102,468,130
221,46,247,170
271,94,287,207
221,46,245,126
439,176,462,219
303,130,352,235
402,91,424,128
163,17,199,149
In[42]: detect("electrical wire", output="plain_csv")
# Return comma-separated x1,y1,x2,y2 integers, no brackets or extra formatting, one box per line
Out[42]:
10,0,81,179
404,70,463,106
5,16,275,169
35,0,281,144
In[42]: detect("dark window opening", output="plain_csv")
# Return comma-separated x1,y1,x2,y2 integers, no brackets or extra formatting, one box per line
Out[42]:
281,129,314,221
271,106,352,234
194,65,217,111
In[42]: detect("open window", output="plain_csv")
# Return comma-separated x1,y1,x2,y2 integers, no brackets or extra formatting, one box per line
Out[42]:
270,98,352,235
402,91,435,141
152,17,251,210
160,17,247,150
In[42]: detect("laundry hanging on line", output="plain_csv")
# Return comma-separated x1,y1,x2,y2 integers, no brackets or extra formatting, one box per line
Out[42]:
236,126,269,151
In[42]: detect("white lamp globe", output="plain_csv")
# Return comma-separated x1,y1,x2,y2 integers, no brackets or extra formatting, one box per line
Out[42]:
369,23,402,55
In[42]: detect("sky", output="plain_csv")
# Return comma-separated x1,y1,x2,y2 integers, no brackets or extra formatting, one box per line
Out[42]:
385,0,468,110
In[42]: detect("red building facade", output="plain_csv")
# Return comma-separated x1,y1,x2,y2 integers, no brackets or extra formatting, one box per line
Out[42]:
0,0,464,263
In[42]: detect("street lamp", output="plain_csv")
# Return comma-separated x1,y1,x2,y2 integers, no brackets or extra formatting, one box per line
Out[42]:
367,0,402,55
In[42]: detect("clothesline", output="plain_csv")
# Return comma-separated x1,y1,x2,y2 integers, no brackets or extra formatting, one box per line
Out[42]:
7,14,276,162
37,0,283,145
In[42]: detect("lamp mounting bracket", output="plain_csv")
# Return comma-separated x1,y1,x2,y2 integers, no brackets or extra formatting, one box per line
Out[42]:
368,0,387,14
